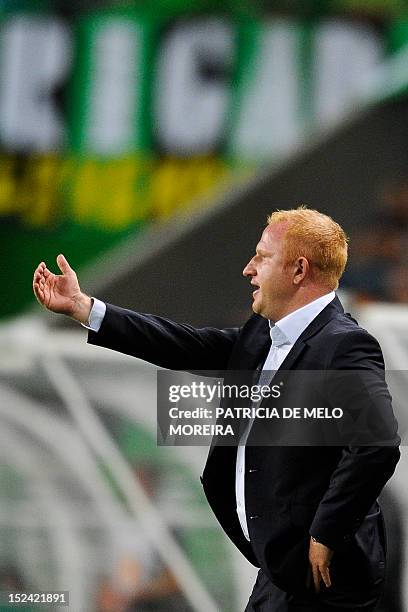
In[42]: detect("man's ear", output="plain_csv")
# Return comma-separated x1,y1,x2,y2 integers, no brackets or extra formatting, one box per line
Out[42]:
293,257,309,284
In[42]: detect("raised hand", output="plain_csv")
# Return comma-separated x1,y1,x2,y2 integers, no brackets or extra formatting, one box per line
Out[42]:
33,254,92,323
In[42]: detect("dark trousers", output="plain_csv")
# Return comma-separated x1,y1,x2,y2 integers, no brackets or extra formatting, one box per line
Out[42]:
245,568,384,612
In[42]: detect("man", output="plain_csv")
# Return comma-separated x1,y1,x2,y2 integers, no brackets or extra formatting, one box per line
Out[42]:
33,207,400,611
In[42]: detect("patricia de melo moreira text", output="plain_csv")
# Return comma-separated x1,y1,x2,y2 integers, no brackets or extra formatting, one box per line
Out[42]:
165,382,343,436
167,407,344,437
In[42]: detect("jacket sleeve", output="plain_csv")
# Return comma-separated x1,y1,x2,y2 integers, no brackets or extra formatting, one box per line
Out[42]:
309,329,400,550
87,303,239,371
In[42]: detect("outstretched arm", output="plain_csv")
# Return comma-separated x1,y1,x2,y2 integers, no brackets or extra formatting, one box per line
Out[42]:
33,254,92,324
88,303,239,371
33,255,240,370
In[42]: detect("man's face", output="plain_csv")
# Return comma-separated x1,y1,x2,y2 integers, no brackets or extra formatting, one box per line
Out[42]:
243,222,294,321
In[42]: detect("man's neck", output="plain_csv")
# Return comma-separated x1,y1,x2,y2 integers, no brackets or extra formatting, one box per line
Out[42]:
274,289,334,323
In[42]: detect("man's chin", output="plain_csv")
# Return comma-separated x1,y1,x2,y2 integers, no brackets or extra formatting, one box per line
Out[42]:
251,299,270,319
251,300,261,315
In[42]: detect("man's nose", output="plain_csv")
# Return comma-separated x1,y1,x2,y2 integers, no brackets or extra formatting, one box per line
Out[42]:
243,259,254,277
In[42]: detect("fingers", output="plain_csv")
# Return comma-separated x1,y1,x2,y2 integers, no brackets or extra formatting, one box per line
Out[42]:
33,263,49,284
33,261,46,292
310,563,331,593
34,284,45,303
56,253,73,275
312,564,321,593
321,565,331,589
33,262,45,297
33,261,53,305
33,261,45,281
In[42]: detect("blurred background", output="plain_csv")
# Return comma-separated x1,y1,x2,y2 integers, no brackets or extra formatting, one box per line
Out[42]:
0,0,408,610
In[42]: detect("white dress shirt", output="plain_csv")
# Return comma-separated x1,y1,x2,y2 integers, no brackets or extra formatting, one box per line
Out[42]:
85,292,336,541
83,297,106,331
235,292,335,541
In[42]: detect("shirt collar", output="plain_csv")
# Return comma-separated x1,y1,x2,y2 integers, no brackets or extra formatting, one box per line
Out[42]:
268,291,335,347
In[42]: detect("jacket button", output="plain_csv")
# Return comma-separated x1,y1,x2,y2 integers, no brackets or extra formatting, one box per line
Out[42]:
248,468,259,473
249,515,261,519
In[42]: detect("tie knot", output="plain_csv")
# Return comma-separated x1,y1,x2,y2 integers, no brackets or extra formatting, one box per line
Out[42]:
270,326,289,347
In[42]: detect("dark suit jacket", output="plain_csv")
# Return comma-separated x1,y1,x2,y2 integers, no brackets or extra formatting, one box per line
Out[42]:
88,296,400,596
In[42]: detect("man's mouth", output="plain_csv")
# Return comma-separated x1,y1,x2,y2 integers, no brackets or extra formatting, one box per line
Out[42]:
251,284,260,297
